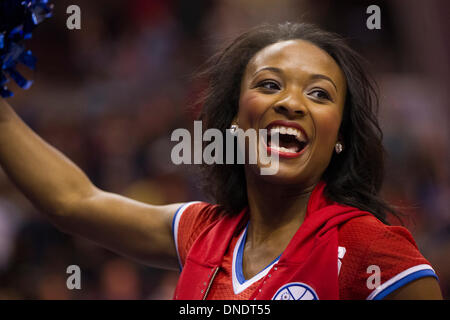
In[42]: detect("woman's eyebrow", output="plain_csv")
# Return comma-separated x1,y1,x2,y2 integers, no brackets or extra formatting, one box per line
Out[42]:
253,67,338,91
309,74,338,91
252,66,283,77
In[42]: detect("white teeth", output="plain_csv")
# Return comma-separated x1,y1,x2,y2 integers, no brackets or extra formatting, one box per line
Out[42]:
269,144,297,154
269,126,306,142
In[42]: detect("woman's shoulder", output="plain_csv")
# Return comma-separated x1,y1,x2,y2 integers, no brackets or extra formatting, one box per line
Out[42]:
172,201,229,268
173,201,225,240
337,214,436,300
338,214,418,250
174,201,226,227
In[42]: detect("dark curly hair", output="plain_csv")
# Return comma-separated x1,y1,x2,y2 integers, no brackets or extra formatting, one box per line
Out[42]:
196,22,401,225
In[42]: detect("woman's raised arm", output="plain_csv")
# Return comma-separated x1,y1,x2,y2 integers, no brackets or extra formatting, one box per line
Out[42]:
0,98,182,270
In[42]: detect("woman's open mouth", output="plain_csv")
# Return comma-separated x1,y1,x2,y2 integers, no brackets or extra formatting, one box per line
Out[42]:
264,121,309,158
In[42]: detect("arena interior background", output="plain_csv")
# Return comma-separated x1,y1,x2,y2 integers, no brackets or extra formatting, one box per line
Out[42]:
0,0,448,299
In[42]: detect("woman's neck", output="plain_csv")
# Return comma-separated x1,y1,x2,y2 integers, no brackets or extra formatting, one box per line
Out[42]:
244,171,317,247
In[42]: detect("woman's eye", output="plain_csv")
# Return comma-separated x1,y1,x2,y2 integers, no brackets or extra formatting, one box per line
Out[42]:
309,89,331,101
257,81,280,91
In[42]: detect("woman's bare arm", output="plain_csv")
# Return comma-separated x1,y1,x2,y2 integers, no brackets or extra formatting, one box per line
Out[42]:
384,277,443,300
0,98,181,270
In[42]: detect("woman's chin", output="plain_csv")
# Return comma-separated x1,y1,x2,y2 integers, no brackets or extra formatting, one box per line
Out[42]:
249,161,309,185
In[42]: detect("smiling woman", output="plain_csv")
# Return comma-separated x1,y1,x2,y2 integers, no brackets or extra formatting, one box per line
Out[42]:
172,22,442,300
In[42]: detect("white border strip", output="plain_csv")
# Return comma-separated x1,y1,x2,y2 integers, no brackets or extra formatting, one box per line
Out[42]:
172,201,201,270
366,264,436,300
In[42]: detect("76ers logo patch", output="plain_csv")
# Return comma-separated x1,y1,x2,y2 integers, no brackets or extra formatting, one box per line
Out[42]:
272,282,319,300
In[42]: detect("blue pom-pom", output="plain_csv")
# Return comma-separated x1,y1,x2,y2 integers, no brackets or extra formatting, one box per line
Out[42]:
0,0,53,98
19,50,37,69
0,87,13,98
0,73,9,86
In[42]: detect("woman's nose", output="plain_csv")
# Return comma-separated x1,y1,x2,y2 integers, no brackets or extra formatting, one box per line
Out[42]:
273,94,307,117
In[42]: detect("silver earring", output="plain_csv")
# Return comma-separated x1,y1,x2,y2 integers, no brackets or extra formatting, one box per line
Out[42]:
335,142,343,154
230,124,238,134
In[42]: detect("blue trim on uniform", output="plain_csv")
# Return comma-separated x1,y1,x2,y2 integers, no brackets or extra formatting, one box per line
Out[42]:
235,223,281,284
235,224,248,284
172,203,187,272
171,203,184,243
373,269,438,300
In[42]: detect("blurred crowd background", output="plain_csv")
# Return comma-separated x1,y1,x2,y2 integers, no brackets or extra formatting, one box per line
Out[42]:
0,0,448,299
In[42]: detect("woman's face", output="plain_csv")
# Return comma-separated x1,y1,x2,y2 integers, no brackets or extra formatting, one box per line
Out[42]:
237,39,347,187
